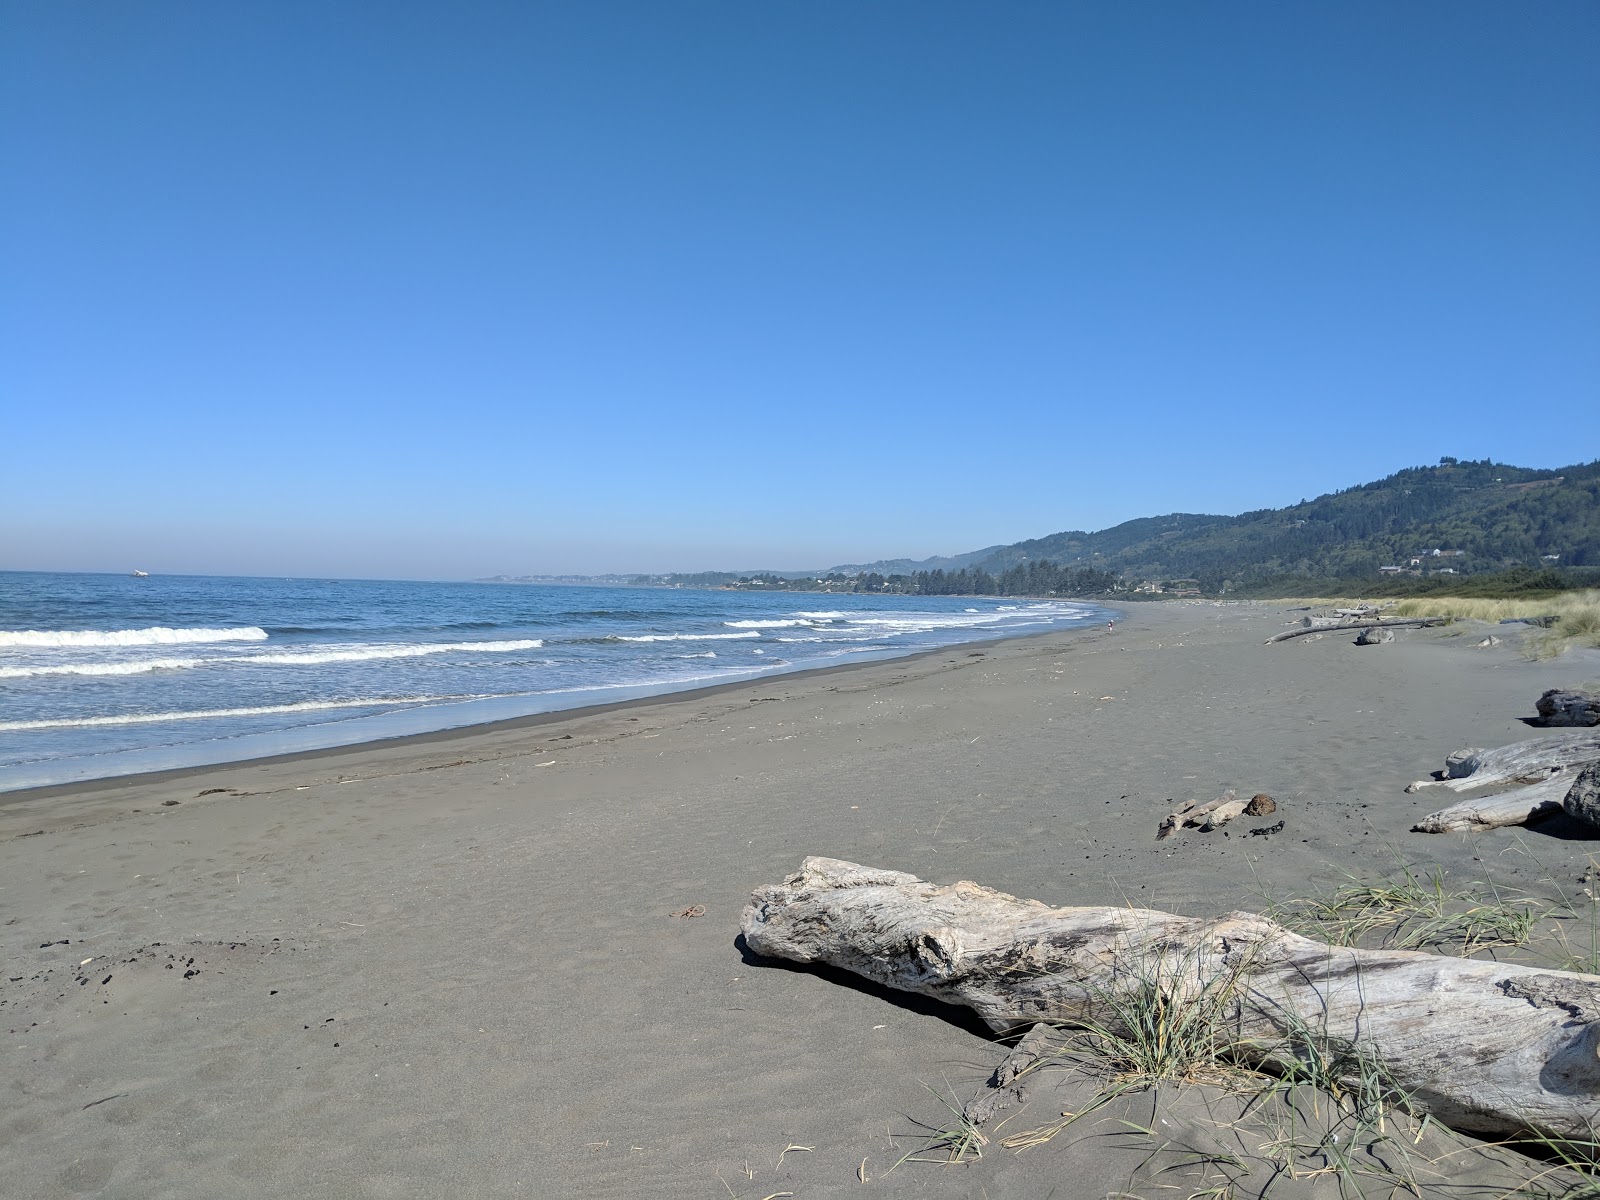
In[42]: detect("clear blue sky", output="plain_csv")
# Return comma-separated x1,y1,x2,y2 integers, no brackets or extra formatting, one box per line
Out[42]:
3,2,1596,578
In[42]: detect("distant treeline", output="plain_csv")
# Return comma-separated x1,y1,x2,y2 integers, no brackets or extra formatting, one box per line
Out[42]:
1234,565,1600,600
864,562,1122,597
634,561,1123,597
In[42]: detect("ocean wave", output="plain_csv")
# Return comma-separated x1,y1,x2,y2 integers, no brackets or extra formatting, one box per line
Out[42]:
723,619,815,629
0,626,269,649
0,657,205,679
0,696,457,732
795,611,847,620
612,631,760,642
0,638,545,678
247,639,543,665
671,651,717,659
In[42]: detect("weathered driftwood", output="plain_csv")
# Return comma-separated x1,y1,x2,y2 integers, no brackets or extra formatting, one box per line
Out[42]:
1406,731,1600,794
1536,688,1600,728
1157,790,1234,838
1355,626,1394,645
1565,762,1600,830
1411,770,1577,833
1265,618,1446,644
742,857,1600,1141
1157,791,1274,838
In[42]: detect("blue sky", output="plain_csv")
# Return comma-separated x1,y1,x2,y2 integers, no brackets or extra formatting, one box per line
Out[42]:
3,2,1596,578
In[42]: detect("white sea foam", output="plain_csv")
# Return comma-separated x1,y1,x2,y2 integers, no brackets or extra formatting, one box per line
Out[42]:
723,619,814,629
247,639,543,665
0,626,269,649
0,638,545,678
671,651,717,658
614,631,759,642
0,696,452,733
0,657,205,679
795,611,846,620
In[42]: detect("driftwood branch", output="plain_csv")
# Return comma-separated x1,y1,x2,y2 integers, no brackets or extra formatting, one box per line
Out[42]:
1265,618,1447,645
1411,771,1576,833
1406,731,1600,794
743,857,1600,1141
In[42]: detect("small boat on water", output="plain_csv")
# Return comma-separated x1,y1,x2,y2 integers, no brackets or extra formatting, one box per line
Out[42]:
131,570,149,577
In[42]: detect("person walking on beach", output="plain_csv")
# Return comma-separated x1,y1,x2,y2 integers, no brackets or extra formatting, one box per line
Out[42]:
1106,619,1114,634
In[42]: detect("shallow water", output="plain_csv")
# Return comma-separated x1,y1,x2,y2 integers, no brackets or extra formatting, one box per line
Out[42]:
0,572,1108,789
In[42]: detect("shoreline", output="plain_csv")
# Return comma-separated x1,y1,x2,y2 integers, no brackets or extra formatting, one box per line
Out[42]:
6,598,1592,1198
0,606,1117,805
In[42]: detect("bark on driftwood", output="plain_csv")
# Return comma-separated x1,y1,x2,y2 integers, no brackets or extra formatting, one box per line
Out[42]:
1565,762,1600,830
742,857,1600,1141
1411,770,1577,834
1265,618,1447,645
1405,731,1600,794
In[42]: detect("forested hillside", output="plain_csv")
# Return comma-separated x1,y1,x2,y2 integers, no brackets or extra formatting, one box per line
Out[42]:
969,459,1599,591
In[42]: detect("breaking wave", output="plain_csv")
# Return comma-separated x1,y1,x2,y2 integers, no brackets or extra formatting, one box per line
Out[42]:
612,631,760,642
0,639,545,678
0,626,269,649
247,639,543,665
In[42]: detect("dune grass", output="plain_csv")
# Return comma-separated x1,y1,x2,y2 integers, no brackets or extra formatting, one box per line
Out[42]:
1273,590,1600,656
929,861,1600,1196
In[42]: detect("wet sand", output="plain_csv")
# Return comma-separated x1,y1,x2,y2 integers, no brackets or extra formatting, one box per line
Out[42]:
3,601,1596,1197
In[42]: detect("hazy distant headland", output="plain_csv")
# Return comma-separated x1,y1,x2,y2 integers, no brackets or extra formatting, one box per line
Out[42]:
485,459,1600,599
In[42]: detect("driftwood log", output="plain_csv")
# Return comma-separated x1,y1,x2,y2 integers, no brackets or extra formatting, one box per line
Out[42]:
1566,762,1600,829
1411,770,1577,834
1536,689,1600,728
1405,731,1600,794
743,857,1600,1141
1265,618,1447,644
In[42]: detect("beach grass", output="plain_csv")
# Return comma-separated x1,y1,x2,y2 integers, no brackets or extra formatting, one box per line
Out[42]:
1274,590,1600,656
957,865,1600,1196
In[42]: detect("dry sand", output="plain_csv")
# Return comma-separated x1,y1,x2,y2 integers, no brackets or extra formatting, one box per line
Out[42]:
3,601,1597,1198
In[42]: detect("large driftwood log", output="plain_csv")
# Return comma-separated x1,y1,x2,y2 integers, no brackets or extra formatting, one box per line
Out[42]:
1265,618,1447,644
1406,730,1600,794
743,857,1600,1141
1411,770,1577,833
1536,689,1600,728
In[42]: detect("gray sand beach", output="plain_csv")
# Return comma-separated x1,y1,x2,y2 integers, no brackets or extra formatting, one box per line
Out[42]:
4,601,1597,1197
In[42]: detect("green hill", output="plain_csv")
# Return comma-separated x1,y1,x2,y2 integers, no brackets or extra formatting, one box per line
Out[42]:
968,459,1600,592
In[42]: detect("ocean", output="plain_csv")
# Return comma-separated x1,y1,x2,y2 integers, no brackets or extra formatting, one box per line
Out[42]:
0,572,1110,791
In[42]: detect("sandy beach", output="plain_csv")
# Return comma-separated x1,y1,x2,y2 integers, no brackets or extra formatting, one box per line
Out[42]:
4,600,1597,1198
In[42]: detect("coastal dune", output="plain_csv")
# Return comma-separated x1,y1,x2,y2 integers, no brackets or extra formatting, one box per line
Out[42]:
2,602,1595,1197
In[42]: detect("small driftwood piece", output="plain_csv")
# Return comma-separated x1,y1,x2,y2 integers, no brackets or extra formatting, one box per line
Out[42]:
1406,731,1600,794
1536,689,1600,728
1265,618,1446,644
1157,791,1274,838
1157,790,1234,838
1411,770,1576,834
742,857,1600,1141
